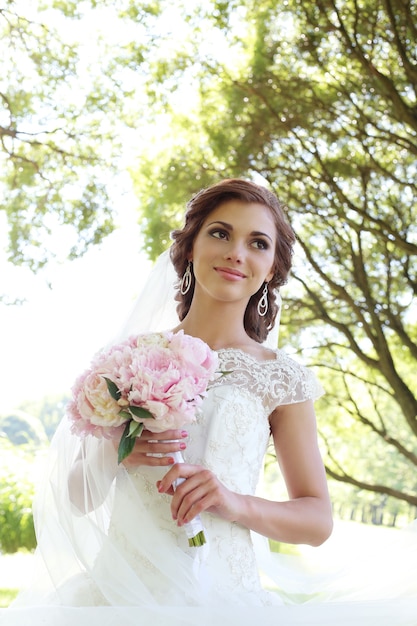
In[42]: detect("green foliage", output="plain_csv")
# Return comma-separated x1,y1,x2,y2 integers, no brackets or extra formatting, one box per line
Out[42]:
18,393,69,439
124,0,417,511
0,443,38,553
0,397,62,554
0,411,48,446
0,588,19,608
0,0,120,272
2,0,416,514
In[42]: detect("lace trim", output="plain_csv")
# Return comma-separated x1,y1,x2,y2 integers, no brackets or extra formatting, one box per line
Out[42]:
212,348,323,415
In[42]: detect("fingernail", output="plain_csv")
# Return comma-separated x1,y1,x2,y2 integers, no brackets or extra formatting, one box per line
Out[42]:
157,482,164,492
167,457,174,464
181,430,188,438
179,442,186,450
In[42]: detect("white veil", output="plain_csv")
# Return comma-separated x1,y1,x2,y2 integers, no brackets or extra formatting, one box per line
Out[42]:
117,250,180,339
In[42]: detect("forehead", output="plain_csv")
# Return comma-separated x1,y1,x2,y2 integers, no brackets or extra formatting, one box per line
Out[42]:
203,199,276,232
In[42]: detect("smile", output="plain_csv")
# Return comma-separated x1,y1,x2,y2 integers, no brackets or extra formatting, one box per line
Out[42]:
214,267,247,281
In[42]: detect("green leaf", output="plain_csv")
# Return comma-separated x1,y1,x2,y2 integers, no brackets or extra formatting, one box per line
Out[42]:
103,377,121,401
128,405,154,419
118,421,136,464
128,421,144,438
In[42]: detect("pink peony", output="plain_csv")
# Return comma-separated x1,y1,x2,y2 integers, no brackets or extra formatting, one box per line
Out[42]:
68,330,219,445
76,372,125,427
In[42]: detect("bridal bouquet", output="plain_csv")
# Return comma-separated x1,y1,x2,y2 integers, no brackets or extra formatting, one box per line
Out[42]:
67,330,218,546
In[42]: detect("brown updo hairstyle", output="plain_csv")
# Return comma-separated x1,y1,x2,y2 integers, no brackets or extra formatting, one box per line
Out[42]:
170,179,296,343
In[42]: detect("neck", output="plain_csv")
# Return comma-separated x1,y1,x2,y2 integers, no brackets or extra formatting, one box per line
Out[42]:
174,299,251,351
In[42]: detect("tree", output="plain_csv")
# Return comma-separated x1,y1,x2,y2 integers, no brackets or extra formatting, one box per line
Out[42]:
3,0,416,515
123,0,417,512
0,0,122,275
0,410,48,446
18,393,70,439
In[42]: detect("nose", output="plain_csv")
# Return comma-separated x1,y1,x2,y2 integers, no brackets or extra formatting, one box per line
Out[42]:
224,239,245,263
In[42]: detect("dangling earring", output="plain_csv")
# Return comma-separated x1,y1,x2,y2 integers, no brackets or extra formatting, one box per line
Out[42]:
180,261,193,295
257,283,268,316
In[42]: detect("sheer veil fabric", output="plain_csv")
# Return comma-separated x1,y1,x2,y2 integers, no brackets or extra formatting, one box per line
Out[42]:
2,250,417,626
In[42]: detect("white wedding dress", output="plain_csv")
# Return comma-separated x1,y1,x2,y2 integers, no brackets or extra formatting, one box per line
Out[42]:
2,347,417,626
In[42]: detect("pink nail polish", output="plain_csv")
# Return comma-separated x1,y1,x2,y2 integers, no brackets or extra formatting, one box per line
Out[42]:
179,442,186,450
181,430,188,438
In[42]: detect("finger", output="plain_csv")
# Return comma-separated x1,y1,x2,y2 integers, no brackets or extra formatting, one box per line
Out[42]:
157,463,203,493
156,480,175,496
174,479,216,524
134,439,187,455
169,469,214,519
122,452,175,469
140,429,188,442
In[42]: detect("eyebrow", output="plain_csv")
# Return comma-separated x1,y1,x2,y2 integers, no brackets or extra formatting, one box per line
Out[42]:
206,220,274,243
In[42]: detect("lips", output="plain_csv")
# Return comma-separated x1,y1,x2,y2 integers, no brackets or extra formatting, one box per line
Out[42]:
214,266,247,280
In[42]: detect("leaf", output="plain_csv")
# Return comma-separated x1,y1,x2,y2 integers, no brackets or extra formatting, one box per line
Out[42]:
103,377,121,401
129,405,154,420
118,421,136,464
128,421,144,438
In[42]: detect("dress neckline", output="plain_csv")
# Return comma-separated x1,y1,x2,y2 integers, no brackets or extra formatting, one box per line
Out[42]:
216,346,279,364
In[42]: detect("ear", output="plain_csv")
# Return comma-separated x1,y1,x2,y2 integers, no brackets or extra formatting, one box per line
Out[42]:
265,269,274,283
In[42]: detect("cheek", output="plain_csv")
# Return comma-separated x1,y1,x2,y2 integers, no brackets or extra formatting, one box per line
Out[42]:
262,252,275,278
266,262,275,281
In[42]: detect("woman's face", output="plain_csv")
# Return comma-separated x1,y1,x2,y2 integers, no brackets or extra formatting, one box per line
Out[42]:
190,199,276,307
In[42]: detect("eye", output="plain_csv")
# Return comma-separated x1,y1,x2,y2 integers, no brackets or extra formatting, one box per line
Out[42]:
251,239,269,250
209,228,229,240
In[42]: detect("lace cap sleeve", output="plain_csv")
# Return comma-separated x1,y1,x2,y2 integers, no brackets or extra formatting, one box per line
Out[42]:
215,348,324,415
267,350,324,412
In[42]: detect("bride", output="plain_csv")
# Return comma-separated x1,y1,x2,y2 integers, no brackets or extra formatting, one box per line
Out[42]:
2,179,417,625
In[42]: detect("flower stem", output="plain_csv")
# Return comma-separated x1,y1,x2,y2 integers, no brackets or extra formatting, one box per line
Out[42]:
188,530,207,547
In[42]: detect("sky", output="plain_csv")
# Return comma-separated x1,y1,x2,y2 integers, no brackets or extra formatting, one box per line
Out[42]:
0,186,153,414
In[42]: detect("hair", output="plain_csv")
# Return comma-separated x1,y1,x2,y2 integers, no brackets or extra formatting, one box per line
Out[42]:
170,178,296,343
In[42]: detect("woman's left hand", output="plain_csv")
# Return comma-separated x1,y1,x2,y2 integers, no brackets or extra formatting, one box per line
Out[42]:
157,463,240,526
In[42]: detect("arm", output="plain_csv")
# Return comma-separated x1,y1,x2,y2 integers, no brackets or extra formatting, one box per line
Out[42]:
235,400,333,546
158,400,333,547
68,428,190,512
68,439,118,513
